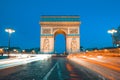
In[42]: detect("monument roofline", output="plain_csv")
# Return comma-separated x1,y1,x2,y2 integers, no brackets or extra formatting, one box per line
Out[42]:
40,15,80,22
41,15,80,18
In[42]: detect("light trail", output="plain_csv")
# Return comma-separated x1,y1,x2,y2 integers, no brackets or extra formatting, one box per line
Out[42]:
81,56,120,70
68,54,120,80
70,58,116,80
0,54,52,70
83,58,120,72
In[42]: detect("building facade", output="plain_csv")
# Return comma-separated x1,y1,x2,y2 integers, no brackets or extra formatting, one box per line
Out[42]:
40,16,81,54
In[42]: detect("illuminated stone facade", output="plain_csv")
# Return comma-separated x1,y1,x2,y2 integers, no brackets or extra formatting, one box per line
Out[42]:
40,16,81,54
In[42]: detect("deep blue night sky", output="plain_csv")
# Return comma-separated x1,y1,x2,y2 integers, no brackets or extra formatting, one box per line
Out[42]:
0,0,120,51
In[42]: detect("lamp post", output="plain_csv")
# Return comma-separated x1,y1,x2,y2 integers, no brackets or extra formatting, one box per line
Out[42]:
5,28,15,57
108,28,117,47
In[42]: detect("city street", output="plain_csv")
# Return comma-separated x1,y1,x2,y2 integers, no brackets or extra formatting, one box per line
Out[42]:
1,0,120,80
0,57,106,80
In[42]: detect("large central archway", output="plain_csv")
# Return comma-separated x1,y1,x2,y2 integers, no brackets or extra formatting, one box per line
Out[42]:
40,16,81,54
54,29,66,54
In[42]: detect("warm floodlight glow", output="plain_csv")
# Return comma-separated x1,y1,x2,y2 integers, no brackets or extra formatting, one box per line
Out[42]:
32,50,35,53
0,48,3,51
0,48,3,53
13,49,17,52
22,50,25,53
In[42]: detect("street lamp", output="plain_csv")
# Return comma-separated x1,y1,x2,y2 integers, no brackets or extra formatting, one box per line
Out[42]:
108,28,117,47
5,28,15,57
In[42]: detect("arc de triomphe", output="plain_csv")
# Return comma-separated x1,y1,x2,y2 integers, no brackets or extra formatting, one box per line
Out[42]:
40,16,81,54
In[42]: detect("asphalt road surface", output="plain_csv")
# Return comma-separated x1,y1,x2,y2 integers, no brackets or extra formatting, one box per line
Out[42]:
0,57,107,80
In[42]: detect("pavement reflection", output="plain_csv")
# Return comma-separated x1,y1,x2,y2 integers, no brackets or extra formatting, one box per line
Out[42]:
68,54,120,80
0,57,107,80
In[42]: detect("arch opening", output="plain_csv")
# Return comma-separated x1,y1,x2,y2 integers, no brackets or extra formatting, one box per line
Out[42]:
54,29,66,37
54,30,66,54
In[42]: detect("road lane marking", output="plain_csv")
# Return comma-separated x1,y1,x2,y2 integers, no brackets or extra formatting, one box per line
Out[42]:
43,62,58,80
56,62,63,80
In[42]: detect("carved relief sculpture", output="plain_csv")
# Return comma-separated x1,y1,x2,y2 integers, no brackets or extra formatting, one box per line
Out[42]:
43,38,49,50
71,38,77,51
